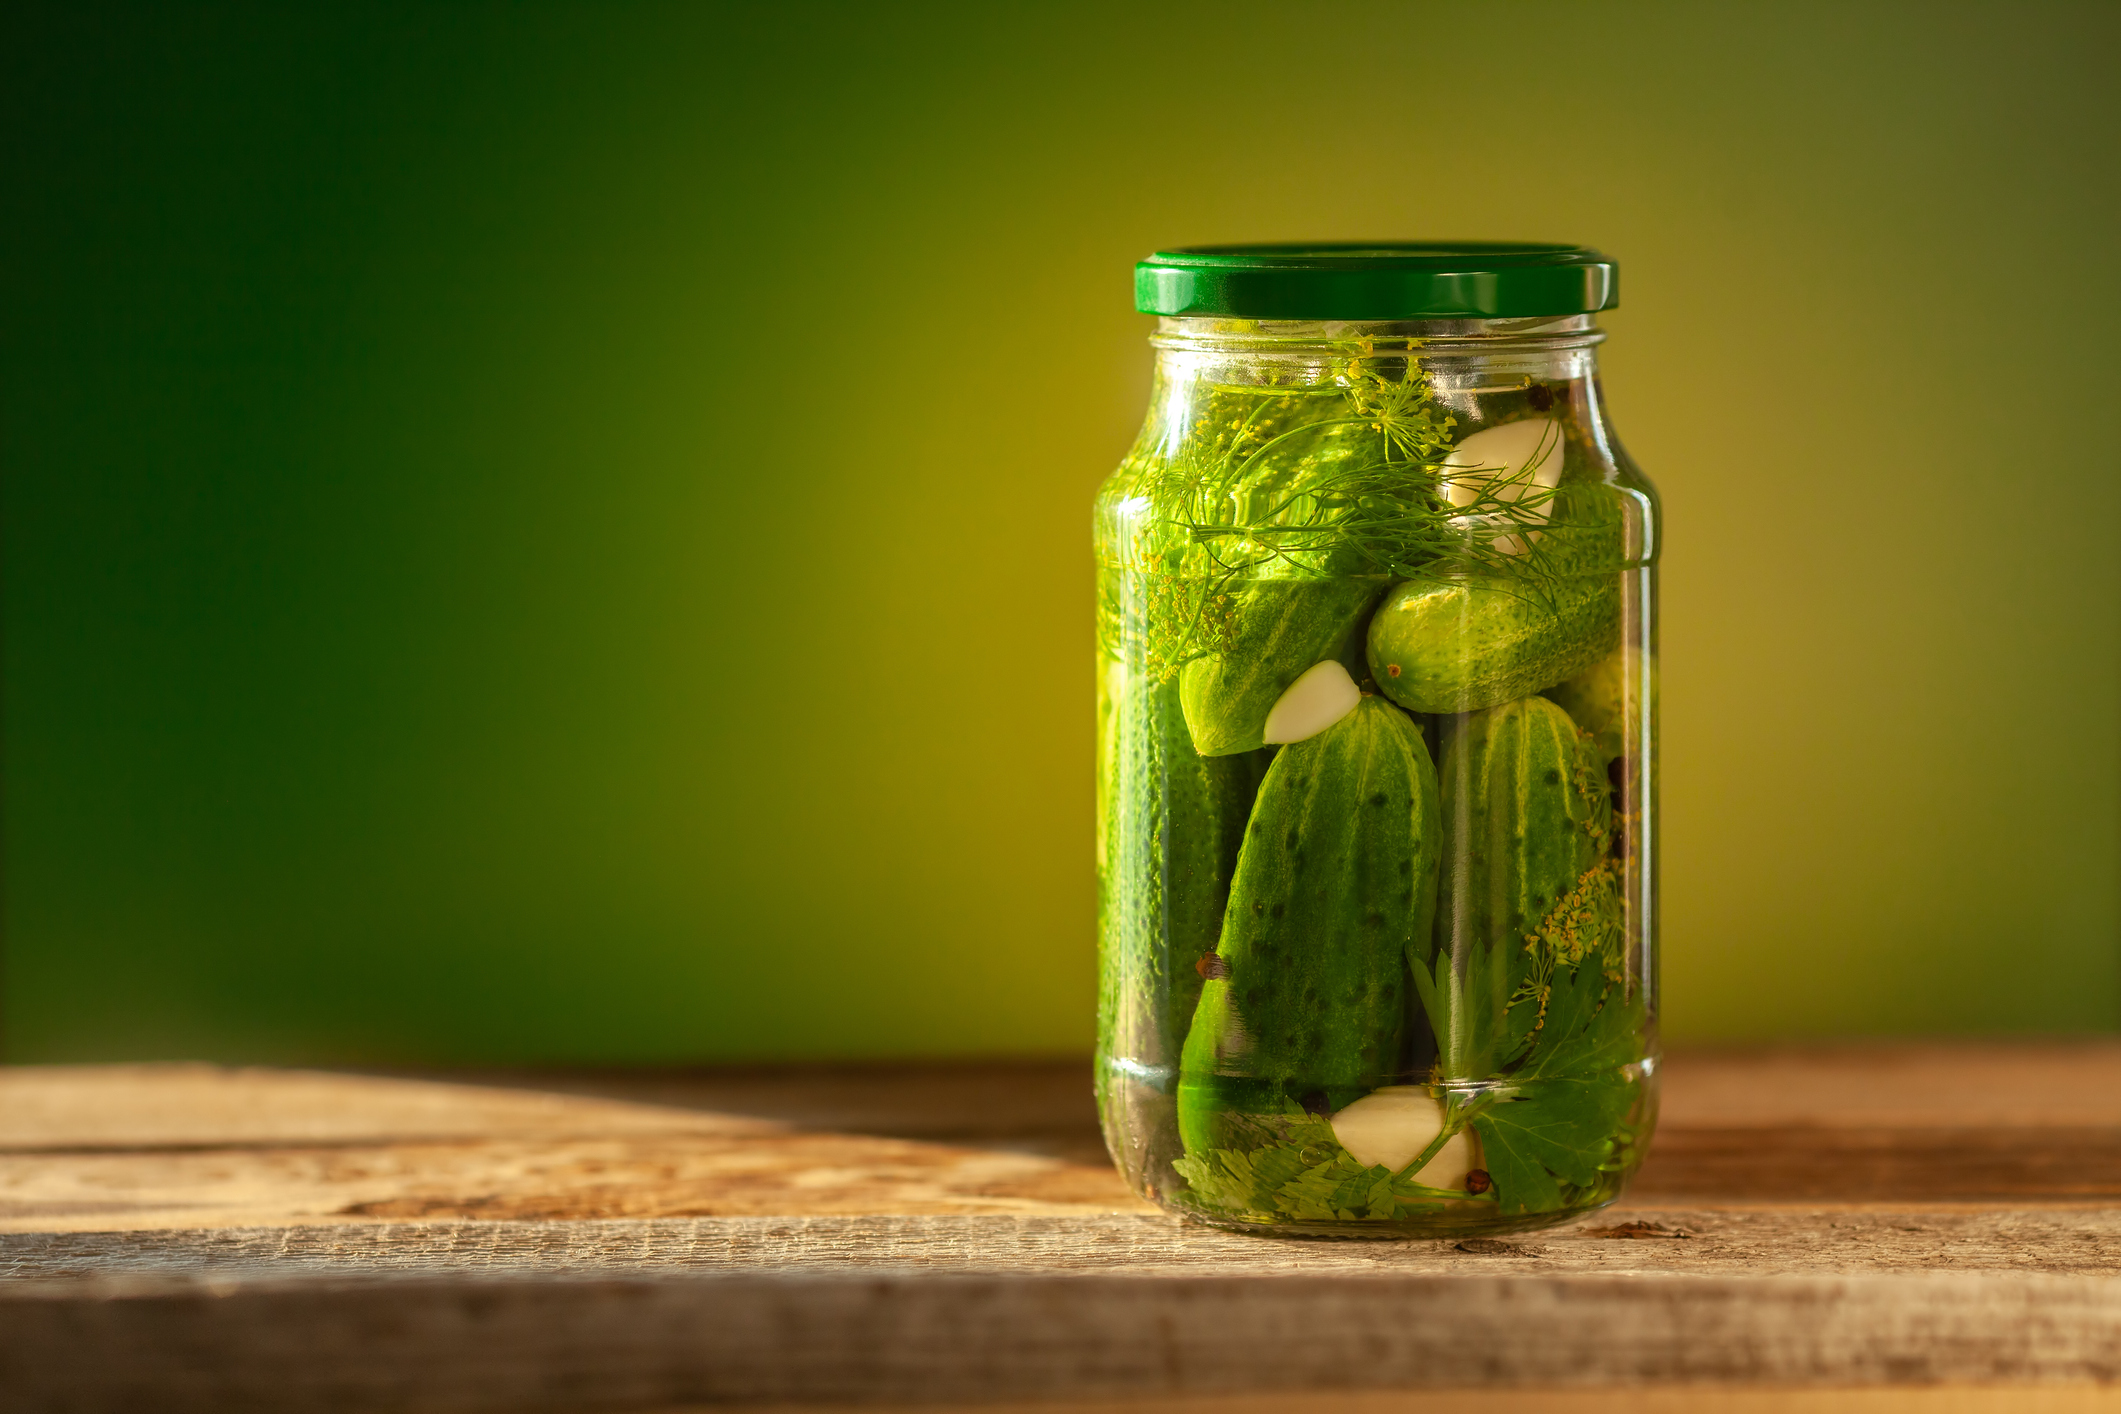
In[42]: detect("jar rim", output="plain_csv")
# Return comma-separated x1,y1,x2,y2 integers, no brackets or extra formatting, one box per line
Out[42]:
1135,242,1617,321
1151,313,1605,357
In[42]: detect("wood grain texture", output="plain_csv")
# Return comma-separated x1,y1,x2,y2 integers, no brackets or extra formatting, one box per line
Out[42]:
0,1061,1148,1232
7,1044,2121,1411
11,1209,2121,1282
651,1391,2121,1414
7,1214,2121,1412
9,1042,2121,1232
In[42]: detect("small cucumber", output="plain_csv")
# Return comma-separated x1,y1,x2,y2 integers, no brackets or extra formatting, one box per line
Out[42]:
1367,570,1618,714
1366,483,1623,713
1178,697,1441,1154
1428,695,1612,1079
1180,576,1386,756
1098,665,1268,1072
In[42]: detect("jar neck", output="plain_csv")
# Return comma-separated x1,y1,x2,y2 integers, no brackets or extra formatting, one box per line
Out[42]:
1145,314,1606,435
1162,311,1603,383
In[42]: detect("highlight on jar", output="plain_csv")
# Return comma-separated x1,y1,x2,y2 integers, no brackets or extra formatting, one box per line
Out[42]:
1096,243,1659,1238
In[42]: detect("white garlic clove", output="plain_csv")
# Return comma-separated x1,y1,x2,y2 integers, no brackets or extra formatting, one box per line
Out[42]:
1441,418,1568,551
1260,660,1361,745
1329,1085,1480,1190
1440,417,1567,508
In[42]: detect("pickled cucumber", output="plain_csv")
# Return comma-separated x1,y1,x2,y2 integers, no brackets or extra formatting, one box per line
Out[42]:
1366,572,1618,714
1366,483,1624,713
1099,666,1268,1070
1424,694,1614,1080
1179,576,1386,756
1096,312,1659,1234
1177,697,1440,1154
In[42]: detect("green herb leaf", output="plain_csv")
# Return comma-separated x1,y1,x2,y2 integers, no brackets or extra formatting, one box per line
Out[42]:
1471,976,1647,1212
1474,1077,1635,1191
1173,1096,1477,1223
1114,348,1597,682
1469,1114,1564,1215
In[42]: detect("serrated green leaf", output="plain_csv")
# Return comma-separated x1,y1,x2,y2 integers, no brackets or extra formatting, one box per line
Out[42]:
1471,1111,1564,1215
1176,1091,1490,1223
1574,988,1647,1075
1477,1076,1636,1188
1439,946,1648,1213
1277,1158,1360,1221
1170,1149,1258,1215
1520,960,1602,1071
1244,1139,1312,1200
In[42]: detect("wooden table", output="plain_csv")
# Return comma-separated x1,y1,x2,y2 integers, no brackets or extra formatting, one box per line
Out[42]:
6,1043,2121,1413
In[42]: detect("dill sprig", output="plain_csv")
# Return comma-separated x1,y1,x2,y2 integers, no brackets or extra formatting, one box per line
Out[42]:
1114,340,1591,678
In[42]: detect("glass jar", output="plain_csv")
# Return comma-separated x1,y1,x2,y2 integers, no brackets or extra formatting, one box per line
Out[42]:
1095,244,1658,1237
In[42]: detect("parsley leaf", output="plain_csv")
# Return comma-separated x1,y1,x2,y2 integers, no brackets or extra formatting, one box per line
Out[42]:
1471,971,1646,1213
1171,1096,1477,1223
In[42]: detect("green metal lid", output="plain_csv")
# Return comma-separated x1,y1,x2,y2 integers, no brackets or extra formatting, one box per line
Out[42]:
1134,242,1618,320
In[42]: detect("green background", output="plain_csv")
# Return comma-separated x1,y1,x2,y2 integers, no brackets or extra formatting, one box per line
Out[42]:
6,2,2117,1064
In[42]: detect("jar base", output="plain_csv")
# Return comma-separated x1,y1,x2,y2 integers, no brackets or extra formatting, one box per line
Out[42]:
1158,1191,1626,1241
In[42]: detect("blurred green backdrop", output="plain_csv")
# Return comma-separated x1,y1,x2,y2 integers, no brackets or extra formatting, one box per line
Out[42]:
5,2,2117,1063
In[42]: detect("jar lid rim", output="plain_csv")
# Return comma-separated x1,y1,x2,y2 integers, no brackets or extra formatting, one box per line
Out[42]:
1135,242,1618,320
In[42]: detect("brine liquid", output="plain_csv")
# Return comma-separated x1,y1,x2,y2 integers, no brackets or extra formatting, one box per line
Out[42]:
1094,344,1657,1237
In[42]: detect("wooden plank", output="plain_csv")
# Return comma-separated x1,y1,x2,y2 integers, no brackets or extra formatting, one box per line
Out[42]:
1648,1040,2121,1129
18,1040,2121,1152
9,1043,2121,1232
11,1209,2121,1281
1636,1126,2121,1203
627,1390,2121,1414
6,1214,2121,1412
7,1044,2121,1410
646,1391,2121,1414
0,1063,1147,1233
633,1391,2121,1414
0,1058,1102,1149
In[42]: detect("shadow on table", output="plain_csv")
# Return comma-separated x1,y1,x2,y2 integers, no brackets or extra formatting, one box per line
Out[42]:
401,1045,2121,1206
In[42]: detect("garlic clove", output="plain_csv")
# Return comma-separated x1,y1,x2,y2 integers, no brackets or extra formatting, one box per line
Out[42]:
1329,1085,1480,1190
1441,418,1566,556
1440,418,1566,504
1260,660,1361,745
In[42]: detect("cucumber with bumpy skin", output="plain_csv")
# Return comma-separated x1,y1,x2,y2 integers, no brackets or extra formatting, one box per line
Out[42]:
1177,697,1440,1156
1367,573,1618,714
1428,694,1640,1217
1425,695,1614,1081
1099,666,1268,1070
1180,576,1386,756
1367,483,1624,714
1097,663,1269,1195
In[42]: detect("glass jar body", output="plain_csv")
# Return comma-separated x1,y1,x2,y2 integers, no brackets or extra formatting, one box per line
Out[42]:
1094,316,1658,1237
